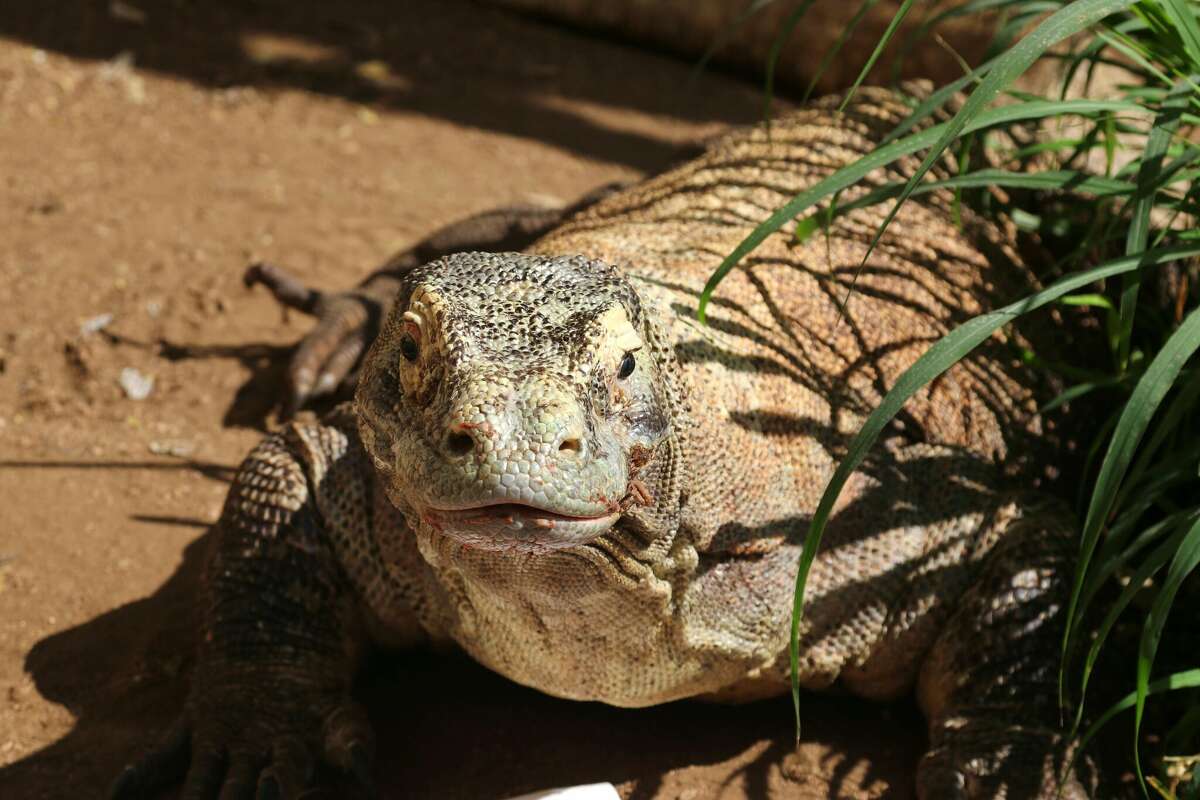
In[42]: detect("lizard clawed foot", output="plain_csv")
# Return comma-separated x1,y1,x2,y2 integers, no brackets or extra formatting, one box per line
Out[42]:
245,262,392,417
110,691,376,799
917,714,1092,800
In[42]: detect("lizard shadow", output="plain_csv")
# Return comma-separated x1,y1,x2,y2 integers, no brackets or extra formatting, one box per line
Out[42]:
151,335,343,432
156,338,294,431
2,526,925,800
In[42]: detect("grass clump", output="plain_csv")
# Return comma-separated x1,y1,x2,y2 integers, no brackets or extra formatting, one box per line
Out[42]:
702,0,1200,794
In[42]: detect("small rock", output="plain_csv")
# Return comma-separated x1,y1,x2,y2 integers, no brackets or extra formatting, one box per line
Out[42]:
98,50,147,104
109,1,146,24
79,313,114,336
99,50,135,79
355,60,409,91
118,367,154,400
148,439,195,458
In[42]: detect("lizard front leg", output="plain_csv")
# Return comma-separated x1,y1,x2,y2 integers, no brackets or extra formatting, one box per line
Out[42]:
916,498,1093,800
111,432,373,799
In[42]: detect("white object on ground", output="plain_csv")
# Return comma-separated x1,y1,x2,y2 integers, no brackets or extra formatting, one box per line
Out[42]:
118,367,154,400
148,439,196,458
502,783,621,800
80,313,114,335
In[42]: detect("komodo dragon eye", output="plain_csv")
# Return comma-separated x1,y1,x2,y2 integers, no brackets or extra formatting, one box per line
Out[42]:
617,351,636,379
399,333,419,362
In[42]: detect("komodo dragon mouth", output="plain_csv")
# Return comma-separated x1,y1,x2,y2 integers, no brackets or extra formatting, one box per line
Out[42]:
419,500,620,551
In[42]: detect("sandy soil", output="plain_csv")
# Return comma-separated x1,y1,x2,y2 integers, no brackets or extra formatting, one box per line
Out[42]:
0,2,1008,798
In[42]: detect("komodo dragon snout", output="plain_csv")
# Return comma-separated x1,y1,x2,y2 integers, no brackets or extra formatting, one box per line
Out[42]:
355,251,672,552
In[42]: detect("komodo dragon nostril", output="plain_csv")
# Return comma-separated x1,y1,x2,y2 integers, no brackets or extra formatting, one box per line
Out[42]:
445,430,476,457
558,437,582,454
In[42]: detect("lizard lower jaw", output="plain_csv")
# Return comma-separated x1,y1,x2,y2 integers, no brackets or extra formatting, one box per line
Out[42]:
419,502,620,552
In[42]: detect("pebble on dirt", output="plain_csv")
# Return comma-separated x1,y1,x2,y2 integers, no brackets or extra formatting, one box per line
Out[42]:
148,439,196,458
79,313,114,336
118,367,154,400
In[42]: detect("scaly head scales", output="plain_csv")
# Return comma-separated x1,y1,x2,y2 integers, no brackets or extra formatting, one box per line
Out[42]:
355,251,672,552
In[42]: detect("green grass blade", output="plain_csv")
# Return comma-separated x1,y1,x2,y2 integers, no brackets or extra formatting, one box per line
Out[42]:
1070,516,1190,736
1116,367,1200,512
997,136,1090,163
851,0,1139,296
839,0,917,110
762,0,817,123
1039,378,1122,414
802,0,882,103
989,3,1069,57
1104,111,1118,176
883,65,990,145
794,169,1137,241
1062,304,1200,710
1090,447,1200,577
1156,0,1200,66
789,243,1200,736
692,0,781,83
1094,24,1175,86
696,97,1141,321
1068,668,1200,790
1134,513,1200,790
1082,507,1187,617
890,0,1037,83
1117,77,1193,372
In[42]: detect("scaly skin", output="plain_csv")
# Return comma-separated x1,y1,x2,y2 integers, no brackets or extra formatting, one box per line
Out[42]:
113,87,1091,799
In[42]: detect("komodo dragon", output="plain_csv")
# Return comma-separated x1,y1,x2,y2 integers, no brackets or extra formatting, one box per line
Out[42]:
112,87,1091,799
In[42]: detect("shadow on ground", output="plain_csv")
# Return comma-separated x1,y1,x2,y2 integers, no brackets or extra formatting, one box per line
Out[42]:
0,527,924,799
0,0,763,172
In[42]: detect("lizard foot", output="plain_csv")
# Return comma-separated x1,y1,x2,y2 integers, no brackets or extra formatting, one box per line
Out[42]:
917,714,1092,800
245,262,393,417
110,678,376,799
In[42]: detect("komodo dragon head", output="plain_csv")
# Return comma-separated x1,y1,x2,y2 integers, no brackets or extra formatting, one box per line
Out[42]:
356,251,675,552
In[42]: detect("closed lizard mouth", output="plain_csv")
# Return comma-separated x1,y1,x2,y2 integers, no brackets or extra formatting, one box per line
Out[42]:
420,501,620,551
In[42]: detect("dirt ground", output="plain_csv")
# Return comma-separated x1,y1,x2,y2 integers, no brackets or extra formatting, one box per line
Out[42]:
2,2,958,798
